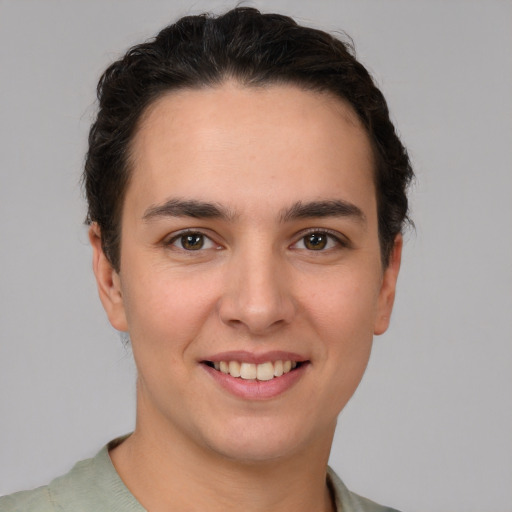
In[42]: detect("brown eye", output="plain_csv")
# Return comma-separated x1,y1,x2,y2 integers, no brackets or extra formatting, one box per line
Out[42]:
303,233,328,250
167,231,218,252
292,231,344,252
180,233,205,250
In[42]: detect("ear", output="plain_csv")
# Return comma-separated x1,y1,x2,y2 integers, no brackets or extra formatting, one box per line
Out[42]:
374,234,403,335
89,223,128,332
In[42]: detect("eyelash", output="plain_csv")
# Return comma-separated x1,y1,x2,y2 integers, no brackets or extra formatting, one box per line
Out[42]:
164,229,218,252
164,229,214,253
291,228,349,251
164,228,348,252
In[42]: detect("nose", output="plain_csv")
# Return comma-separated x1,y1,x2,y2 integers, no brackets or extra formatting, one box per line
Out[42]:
218,245,296,335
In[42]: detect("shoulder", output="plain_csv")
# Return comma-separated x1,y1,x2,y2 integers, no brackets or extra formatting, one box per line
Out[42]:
0,486,56,512
0,437,142,512
327,467,403,512
0,454,99,512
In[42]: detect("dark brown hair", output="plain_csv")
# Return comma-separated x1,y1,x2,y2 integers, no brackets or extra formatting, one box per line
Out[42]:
84,7,413,270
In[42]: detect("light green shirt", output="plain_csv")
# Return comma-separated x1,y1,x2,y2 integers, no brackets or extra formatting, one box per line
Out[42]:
0,438,401,512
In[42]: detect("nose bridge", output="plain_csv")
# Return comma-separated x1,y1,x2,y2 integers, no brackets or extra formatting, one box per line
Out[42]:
219,237,294,333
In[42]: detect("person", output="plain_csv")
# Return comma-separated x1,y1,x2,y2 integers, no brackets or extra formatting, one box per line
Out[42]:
0,7,413,512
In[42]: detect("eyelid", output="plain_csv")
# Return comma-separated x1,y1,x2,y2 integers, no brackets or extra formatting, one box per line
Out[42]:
291,227,351,249
161,227,350,250
164,229,222,250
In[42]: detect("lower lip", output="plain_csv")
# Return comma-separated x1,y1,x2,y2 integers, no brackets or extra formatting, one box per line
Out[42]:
202,363,308,400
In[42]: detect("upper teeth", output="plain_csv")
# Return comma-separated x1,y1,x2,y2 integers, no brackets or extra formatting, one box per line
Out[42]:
213,360,298,380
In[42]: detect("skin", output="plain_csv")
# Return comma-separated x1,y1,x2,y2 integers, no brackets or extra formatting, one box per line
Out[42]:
90,82,402,512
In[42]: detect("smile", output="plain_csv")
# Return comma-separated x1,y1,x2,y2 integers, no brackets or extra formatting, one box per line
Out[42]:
204,360,301,381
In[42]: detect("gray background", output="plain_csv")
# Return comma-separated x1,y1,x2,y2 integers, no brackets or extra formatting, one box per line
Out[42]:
1,1,511,510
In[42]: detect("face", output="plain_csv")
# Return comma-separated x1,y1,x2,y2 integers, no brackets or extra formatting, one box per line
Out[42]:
91,83,401,463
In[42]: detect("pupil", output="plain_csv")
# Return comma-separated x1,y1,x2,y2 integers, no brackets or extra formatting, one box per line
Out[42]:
305,233,327,250
183,234,203,250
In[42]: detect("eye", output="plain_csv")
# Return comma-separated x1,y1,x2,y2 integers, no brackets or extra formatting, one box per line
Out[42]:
167,231,218,251
292,230,344,251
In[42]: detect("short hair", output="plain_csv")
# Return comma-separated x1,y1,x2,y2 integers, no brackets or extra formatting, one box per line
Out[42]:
84,7,413,271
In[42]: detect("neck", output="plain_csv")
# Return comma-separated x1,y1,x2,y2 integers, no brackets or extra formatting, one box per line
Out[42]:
110,390,336,512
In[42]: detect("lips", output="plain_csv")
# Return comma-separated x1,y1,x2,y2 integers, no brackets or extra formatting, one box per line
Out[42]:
205,359,300,381
201,351,308,398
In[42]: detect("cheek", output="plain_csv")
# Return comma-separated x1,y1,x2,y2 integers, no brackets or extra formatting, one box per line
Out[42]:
304,268,382,338
120,266,221,355
302,269,381,397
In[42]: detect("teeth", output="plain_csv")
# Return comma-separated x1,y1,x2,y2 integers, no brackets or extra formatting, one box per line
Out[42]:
240,362,257,380
228,361,241,377
211,360,300,380
256,362,274,381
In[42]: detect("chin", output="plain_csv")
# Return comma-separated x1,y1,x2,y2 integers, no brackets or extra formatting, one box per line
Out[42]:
199,415,327,464
207,436,297,464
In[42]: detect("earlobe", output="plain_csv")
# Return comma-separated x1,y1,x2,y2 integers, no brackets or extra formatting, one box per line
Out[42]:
374,234,403,335
89,224,128,332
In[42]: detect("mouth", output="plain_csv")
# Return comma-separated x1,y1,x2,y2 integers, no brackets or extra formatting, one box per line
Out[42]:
202,359,307,381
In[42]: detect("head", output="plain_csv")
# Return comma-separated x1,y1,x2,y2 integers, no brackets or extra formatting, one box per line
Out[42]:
84,7,413,272
85,8,413,464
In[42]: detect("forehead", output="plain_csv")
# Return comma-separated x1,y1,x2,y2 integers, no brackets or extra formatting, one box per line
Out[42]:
126,82,376,221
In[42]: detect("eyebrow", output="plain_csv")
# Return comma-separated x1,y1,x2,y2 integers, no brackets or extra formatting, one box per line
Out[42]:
280,200,366,224
142,197,365,225
142,198,235,222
